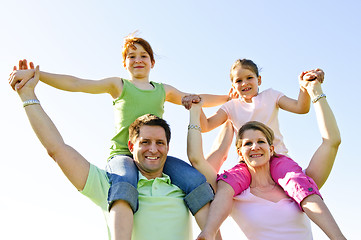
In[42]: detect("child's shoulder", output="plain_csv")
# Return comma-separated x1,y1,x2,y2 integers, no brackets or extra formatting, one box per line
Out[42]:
150,80,164,86
260,88,275,93
259,88,283,96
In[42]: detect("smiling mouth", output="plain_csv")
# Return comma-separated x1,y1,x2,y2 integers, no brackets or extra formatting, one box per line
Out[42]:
146,156,159,160
242,87,251,92
250,154,263,158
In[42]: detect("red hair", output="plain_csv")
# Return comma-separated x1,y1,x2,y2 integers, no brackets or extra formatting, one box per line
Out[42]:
122,33,155,68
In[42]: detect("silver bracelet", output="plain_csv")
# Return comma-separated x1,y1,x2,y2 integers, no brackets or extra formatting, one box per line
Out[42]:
188,124,202,132
23,99,40,107
312,93,326,103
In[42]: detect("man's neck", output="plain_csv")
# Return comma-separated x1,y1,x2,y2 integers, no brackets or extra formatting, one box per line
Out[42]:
139,170,163,180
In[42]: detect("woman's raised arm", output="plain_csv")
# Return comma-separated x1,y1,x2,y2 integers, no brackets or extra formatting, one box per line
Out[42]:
303,80,341,188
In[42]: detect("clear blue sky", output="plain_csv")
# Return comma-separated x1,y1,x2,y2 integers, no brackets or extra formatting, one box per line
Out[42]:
1,0,360,239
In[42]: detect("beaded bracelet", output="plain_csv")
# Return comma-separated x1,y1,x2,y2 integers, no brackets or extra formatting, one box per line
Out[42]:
188,124,202,132
312,93,326,103
23,99,40,107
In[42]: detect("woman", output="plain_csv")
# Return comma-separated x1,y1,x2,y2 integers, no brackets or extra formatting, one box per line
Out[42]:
187,78,346,239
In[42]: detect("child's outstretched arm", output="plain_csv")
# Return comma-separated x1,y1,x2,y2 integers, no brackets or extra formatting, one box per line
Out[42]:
278,69,324,114
199,107,228,133
9,59,122,98
163,83,230,107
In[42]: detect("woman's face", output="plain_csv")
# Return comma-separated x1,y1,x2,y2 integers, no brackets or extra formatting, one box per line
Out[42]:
237,129,274,168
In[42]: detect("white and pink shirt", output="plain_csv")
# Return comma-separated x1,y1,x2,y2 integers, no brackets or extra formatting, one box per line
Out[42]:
220,88,287,154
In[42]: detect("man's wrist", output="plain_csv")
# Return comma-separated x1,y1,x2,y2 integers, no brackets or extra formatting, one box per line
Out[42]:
19,92,37,102
23,99,40,107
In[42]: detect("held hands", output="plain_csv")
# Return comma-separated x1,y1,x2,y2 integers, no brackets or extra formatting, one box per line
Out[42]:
299,68,324,87
301,68,324,82
187,96,204,112
299,72,324,98
15,65,40,96
9,59,36,91
181,94,202,110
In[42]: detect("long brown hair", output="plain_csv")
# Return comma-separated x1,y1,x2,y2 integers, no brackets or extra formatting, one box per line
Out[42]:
235,121,276,157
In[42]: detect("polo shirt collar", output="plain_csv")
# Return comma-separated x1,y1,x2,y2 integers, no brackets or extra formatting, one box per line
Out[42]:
138,172,172,187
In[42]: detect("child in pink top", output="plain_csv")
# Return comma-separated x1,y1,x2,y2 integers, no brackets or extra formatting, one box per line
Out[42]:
196,58,323,209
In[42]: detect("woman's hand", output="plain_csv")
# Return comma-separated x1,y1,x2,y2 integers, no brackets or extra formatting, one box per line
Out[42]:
300,78,324,99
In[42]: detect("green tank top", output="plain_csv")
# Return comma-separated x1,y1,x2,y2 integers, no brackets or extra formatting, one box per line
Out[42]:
109,79,165,158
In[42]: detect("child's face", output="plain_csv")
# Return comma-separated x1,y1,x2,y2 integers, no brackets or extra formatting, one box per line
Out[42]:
231,67,261,103
125,43,155,79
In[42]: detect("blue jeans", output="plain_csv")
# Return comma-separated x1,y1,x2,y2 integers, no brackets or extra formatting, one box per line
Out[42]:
106,155,214,215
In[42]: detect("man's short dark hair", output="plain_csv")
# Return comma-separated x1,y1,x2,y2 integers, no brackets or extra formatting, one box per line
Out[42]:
129,114,171,144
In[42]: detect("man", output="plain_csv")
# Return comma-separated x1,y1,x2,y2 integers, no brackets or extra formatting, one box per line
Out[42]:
11,65,213,240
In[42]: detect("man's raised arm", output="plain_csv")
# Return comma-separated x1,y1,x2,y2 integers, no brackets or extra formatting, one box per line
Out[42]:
14,66,90,191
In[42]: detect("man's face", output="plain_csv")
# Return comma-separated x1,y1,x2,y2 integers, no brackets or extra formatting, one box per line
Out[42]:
129,125,169,179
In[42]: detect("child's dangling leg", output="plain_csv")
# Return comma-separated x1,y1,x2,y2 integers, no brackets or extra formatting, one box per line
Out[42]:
106,155,139,240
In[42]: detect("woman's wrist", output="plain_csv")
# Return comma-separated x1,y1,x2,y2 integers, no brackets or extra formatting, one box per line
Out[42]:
307,85,323,98
311,93,326,103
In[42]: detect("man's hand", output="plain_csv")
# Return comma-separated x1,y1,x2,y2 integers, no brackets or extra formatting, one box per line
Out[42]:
9,59,36,91
16,65,40,97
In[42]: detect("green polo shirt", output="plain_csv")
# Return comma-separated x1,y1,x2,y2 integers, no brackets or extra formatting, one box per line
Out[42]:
81,164,192,240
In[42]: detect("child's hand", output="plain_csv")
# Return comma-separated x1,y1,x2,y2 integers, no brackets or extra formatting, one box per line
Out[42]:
300,68,324,82
299,68,324,91
299,74,323,93
9,59,36,91
181,94,201,110
228,87,239,99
